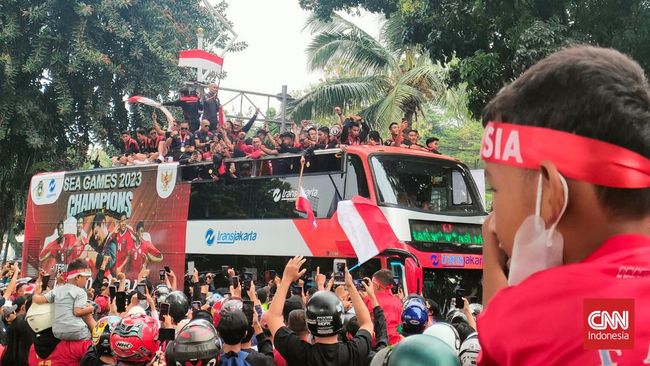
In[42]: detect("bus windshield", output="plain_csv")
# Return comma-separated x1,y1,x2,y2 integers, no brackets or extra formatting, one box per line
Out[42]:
370,155,483,215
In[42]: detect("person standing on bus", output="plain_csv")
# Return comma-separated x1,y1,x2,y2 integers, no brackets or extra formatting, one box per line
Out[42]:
163,87,202,132
341,117,369,146
228,108,260,142
363,269,402,345
203,83,221,131
91,213,117,276
478,46,650,365
168,121,196,161
195,120,214,153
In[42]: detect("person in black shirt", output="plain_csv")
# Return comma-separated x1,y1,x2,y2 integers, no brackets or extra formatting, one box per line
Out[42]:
167,121,195,161
163,87,203,132
112,131,140,165
425,137,441,154
271,132,303,175
217,310,274,366
269,256,374,366
203,83,221,130
194,120,214,153
229,108,260,141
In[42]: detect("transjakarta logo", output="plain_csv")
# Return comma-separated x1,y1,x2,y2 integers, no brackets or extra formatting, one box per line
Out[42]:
47,178,57,197
583,298,634,350
204,228,257,246
271,188,318,202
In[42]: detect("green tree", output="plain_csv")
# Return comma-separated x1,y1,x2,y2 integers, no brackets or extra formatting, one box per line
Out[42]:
300,0,650,116
288,13,445,130
0,0,243,255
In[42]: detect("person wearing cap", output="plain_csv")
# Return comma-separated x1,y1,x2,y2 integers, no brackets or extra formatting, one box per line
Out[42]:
33,258,96,341
269,256,373,366
478,46,650,365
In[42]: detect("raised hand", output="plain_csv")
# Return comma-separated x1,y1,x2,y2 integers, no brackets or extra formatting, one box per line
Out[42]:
282,256,307,283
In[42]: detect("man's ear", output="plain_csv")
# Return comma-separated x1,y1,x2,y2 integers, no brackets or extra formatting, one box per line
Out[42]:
539,161,568,226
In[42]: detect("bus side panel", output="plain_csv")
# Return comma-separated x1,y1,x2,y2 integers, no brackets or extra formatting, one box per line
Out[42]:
22,166,190,286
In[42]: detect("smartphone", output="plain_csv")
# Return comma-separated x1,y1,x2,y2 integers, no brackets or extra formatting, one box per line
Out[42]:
336,262,345,273
187,261,195,277
41,275,50,292
242,300,254,325
159,269,166,281
353,279,363,291
164,266,171,273
191,301,201,312
231,276,239,289
109,285,117,300
333,273,345,284
159,302,170,321
391,276,400,295
159,328,175,342
136,283,147,300
243,272,253,292
116,291,127,313
455,296,465,309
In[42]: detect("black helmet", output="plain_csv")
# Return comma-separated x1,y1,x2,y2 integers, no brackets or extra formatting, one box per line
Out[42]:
306,291,344,337
91,315,121,356
169,319,221,364
167,291,190,323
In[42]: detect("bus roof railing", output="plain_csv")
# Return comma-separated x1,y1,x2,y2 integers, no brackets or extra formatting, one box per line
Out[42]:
223,148,343,164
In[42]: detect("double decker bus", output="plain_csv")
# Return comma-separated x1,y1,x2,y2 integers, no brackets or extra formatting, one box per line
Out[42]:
22,145,486,303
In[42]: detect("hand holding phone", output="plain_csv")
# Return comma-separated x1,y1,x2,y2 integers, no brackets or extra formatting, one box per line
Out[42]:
109,286,117,300
159,269,166,281
231,276,239,289
242,300,254,325
136,283,147,300
159,302,170,322
41,275,50,292
116,292,127,313
191,301,201,312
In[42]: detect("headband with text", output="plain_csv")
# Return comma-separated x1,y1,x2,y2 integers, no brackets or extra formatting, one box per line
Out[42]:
481,122,650,188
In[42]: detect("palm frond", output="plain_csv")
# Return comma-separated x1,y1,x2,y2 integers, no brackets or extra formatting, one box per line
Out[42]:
288,76,392,121
381,13,406,53
362,83,426,130
306,30,395,74
399,63,446,99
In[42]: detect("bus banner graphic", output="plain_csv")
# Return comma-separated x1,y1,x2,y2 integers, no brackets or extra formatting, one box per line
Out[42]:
23,165,190,283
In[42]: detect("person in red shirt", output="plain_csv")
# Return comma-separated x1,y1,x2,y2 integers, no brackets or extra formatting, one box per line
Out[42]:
67,216,88,262
39,221,75,272
363,269,403,345
113,214,135,274
122,221,163,279
477,46,650,365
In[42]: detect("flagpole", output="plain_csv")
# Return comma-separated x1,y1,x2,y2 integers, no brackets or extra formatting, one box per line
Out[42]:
296,156,305,209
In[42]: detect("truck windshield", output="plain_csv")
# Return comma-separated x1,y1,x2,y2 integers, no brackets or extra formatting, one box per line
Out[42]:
370,155,483,215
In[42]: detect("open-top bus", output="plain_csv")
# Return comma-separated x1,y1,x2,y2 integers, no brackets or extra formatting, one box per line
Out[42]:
22,145,487,303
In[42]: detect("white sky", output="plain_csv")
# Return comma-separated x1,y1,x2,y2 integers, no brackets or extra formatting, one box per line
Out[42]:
213,0,384,116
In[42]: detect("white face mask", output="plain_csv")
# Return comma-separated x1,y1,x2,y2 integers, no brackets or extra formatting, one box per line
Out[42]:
508,173,569,286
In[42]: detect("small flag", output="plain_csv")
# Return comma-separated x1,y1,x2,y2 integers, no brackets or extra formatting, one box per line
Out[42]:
296,187,317,228
337,196,400,266
178,49,223,74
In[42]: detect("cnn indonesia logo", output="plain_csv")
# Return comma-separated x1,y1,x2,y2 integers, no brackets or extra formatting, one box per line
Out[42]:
584,299,634,350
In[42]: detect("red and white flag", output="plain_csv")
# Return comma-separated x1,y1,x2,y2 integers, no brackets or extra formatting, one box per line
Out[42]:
178,49,224,74
127,96,175,131
337,196,400,265
295,187,317,228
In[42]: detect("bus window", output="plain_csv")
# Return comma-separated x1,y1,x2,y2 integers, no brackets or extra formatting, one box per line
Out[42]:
344,155,369,199
370,155,482,215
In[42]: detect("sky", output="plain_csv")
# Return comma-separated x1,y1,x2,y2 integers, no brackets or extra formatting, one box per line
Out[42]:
212,0,384,115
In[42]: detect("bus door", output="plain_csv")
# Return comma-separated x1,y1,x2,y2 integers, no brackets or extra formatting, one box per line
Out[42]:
385,251,422,296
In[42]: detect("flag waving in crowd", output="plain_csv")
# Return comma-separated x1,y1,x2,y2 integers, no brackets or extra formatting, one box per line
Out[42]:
295,156,317,228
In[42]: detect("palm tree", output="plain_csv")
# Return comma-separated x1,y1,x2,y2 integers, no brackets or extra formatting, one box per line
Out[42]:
288,13,446,130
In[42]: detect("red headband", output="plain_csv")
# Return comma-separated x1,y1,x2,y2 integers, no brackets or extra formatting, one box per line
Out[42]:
481,122,650,188
65,269,92,280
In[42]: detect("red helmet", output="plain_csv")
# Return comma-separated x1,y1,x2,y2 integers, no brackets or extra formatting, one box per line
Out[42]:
110,314,160,363
212,297,242,327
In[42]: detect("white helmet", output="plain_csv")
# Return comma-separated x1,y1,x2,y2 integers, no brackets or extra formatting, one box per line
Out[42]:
459,332,481,366
26,302,54,333
468,303,483,318
423,322,461,354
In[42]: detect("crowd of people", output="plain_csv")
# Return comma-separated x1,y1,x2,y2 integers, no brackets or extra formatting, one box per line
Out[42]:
0,257,479,366
112,87,442,179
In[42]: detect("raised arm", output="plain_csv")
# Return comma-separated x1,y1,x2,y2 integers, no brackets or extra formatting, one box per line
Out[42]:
346,269,373,334
268,256,307,338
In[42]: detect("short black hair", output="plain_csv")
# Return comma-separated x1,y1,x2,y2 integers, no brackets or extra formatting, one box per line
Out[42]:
68,258,90,272
409,129,419,135
307,127,317,133
256,288,269,304
389,122,398,129
121,131,130,136
345,316,360,337
317,126,330,135
92,213,105,229
216,310,248,345
306,287,318,297
425,137,439,146
483,46,650,218
369,131,381,143
372,269,393,287
288,309,308,335
283,295,304,323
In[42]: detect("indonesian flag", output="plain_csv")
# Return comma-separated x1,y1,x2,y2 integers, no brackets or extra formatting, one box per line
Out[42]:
127,96,175,131
296,187,317,229
178,49,223,74
337,196,400,266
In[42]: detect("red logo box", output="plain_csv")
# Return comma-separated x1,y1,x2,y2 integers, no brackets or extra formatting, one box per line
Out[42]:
583,298,634,350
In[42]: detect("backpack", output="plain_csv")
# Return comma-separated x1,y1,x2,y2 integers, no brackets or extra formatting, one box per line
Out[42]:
219,350,252,366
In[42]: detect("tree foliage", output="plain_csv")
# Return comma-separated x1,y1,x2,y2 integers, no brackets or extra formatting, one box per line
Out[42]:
300,0,650,116
289,13,445,130
0,0,242,247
